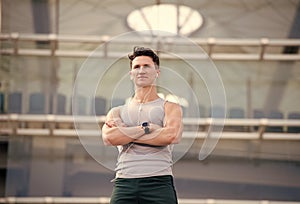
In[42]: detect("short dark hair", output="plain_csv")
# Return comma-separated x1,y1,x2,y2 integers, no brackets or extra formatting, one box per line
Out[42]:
128,46,160,69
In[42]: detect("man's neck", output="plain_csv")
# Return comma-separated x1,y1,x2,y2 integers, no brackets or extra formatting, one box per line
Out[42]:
134,85,159,103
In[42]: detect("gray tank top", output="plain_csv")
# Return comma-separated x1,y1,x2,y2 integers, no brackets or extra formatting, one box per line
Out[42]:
115,97,173,178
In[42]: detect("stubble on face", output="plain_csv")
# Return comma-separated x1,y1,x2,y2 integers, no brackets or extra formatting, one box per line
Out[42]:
131,56,158,88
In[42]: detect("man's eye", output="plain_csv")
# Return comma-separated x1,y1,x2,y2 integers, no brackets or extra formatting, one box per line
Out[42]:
143,65,150,68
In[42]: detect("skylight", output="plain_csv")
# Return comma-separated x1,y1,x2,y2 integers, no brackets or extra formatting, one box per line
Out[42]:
127,4,203,36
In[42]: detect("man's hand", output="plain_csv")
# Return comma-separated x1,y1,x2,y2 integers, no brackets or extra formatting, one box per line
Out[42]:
105,118,126,128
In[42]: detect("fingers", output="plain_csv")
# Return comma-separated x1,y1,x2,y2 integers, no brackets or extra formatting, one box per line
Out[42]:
105,121,114,128
105,118,126,128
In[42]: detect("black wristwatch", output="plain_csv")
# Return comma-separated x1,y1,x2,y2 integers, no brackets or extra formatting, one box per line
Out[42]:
141,122,150,134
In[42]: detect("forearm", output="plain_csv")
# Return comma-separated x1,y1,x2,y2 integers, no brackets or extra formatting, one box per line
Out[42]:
102,125,144,146
134,127,179,146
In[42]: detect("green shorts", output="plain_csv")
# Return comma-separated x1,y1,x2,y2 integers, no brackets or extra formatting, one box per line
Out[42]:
109,175,178,204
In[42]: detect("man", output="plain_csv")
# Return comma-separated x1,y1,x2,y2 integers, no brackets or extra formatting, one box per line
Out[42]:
102,46,183,204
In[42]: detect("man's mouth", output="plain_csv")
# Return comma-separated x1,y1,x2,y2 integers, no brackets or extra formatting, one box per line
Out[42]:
138,76,147,79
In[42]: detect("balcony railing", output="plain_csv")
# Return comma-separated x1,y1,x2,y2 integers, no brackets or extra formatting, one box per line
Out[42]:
0,33,300,60
0,114,299,140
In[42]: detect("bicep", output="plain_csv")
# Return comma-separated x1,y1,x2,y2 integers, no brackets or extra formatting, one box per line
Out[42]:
164,102,183,127
164,102,183,143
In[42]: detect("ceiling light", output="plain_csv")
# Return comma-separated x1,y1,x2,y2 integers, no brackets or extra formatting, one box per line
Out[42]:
127,4,203,36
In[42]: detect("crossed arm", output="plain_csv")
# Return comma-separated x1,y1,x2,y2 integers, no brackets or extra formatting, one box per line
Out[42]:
101,102,183,146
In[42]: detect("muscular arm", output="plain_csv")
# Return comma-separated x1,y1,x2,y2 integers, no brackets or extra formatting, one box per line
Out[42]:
134,101,183,146
102,107,145,146
102,102,183,147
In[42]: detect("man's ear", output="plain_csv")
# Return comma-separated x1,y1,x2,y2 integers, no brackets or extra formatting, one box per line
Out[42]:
129,71,133,80
156,70,160,78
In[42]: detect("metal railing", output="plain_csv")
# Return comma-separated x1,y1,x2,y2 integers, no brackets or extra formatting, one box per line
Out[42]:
0,114,300,140
0,33,300,60
0,197,300,204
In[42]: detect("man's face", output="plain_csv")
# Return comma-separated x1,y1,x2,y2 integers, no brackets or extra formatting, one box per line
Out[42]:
130,56,159,87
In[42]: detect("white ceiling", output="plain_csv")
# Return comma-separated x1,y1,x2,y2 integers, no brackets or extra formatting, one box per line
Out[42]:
2,0,300,39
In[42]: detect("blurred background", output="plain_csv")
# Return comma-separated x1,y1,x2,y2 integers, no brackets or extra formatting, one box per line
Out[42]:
0,0,300,203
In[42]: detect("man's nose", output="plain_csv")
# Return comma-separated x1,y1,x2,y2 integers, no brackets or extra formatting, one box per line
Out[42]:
138,66,146,73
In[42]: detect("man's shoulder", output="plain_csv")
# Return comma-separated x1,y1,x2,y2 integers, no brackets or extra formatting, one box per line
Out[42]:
164,100,182,110
108,105,124,115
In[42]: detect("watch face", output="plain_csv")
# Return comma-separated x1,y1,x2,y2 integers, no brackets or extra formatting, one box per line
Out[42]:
142,122,149,127
144,126,150,134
